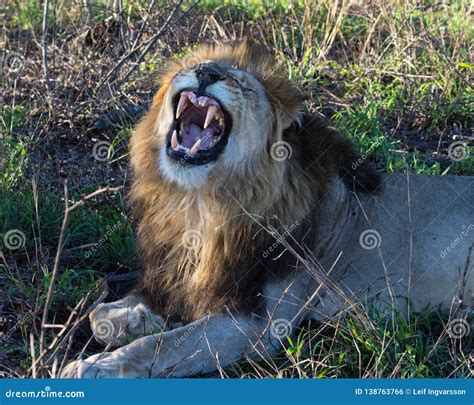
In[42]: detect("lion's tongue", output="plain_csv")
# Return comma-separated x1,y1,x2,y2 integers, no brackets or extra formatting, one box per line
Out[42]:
181,123,215,149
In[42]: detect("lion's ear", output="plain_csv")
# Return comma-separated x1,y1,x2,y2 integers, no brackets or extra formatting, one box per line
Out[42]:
263,73,305,130
276,93,307,129
275,86,305,129
280,104,303,129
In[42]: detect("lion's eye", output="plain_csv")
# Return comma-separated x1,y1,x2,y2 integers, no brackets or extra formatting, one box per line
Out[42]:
228,70,246,82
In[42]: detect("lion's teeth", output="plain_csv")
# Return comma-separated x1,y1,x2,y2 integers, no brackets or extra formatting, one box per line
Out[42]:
204,105,218,129
188,92,197,104
189,139,202,157
176,94,189,119
197,96,209,107
171,130,179,149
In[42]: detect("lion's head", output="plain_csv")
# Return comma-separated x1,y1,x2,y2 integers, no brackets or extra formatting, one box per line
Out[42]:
142,40,303,190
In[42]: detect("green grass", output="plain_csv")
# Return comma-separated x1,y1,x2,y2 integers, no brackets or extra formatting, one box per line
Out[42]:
231,306,471,378
7,0,43,29
0,0,472,378
0,105,28,190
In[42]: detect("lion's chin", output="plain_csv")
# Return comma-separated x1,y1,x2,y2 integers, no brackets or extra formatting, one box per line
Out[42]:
158,146,213,190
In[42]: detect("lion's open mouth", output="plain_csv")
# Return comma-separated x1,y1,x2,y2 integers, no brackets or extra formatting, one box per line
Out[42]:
166,90,231,165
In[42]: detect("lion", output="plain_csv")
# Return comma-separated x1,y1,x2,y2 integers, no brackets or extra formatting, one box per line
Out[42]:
62,40,473,378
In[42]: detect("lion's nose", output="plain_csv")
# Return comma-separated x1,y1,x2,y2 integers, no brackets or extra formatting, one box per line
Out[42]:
195,64,224,82
195,64,224,96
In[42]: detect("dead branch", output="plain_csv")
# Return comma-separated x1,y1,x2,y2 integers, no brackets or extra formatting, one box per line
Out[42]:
42,0,52,97
37,182,122,373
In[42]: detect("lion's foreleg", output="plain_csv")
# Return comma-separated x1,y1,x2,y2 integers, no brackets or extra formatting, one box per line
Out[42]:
62,276,313,378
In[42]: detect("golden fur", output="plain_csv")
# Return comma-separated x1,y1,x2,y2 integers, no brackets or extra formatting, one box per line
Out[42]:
129,40,380,322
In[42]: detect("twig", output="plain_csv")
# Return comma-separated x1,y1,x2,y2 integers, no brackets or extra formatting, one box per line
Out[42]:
29,281,108,374
47,286,109,366
42,0,52,97
130,0,156,50
29,333,37,378
38,180,70,372
68,185,123,211
82,0,94,26
359,10,383,63
37,182,122,373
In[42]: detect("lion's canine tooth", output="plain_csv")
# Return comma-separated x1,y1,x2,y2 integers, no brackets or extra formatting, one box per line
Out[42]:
176,94,189,119
171,130,179,149
189,139,202,156
204,105,218,129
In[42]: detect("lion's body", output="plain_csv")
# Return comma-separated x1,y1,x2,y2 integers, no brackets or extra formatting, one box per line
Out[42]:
63,41,473,378
313,173,473,318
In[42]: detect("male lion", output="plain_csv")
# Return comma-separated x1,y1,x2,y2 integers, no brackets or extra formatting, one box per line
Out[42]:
63,41,473,378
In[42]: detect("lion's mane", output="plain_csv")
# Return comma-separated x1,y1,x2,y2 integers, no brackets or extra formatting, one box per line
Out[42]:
129,41,380,322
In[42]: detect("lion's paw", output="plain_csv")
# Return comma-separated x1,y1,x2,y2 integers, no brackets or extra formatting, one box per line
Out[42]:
90,301,165,347
61,353,139,378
